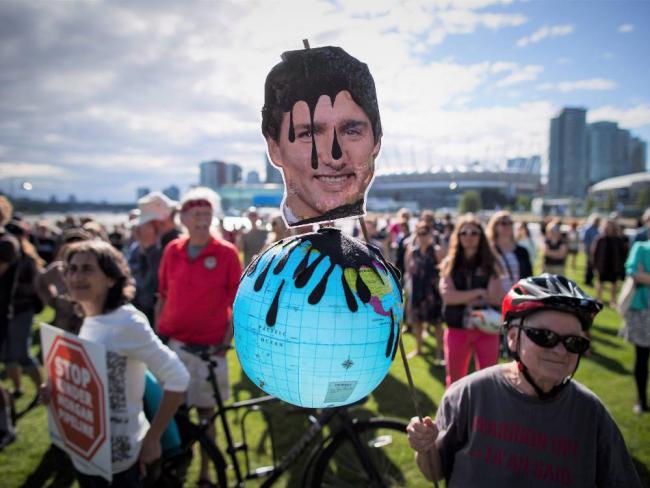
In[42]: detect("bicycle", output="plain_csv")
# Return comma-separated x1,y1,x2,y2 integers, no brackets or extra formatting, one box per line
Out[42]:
164,344,409,487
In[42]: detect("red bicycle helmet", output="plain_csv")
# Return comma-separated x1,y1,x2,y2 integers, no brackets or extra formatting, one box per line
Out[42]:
502,274,603,330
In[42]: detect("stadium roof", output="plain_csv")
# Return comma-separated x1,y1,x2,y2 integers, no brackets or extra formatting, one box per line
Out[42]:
589,172,650,193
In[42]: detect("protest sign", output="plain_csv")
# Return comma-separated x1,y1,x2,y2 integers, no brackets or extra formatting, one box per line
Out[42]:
40,323,111,482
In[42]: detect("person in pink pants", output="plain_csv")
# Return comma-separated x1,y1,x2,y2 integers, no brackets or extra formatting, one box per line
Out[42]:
439,213,504,386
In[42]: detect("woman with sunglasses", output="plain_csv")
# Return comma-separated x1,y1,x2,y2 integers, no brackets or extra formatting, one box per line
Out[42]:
486,211,533,292
42,240,189,487
405,221,444,361
439,214,504,386
407,274,642,486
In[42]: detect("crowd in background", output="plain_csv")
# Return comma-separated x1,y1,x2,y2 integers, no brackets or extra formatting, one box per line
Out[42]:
1,190,650,471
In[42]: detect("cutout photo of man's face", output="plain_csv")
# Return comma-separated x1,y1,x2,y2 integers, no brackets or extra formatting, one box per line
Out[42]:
267,90,379,225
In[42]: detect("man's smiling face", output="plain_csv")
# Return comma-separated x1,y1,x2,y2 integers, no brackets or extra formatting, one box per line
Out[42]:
267,90,379,222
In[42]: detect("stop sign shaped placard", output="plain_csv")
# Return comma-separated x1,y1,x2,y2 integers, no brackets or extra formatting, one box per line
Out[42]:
46,335,107,461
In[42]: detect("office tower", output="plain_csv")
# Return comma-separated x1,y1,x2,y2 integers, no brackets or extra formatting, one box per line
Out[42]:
548,108,589,197
265,153,283,184
588,121,619,183
199,161,242,188
630,137,647,173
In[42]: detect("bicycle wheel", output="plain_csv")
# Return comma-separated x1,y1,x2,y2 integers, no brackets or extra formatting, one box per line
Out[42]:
310,418,409,487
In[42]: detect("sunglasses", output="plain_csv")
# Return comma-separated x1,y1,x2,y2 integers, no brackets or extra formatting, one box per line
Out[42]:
459,229,481,237
498,220,513,226
416,230,430,236
518,326,590,354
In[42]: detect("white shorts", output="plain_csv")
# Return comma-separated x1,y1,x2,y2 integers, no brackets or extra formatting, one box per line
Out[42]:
168,339,230,408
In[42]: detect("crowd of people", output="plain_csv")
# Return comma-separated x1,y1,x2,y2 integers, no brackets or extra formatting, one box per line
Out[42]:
0,190,649,486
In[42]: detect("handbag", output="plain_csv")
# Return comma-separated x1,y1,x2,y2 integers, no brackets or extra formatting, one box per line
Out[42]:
616,276,636,316
464,304,502,335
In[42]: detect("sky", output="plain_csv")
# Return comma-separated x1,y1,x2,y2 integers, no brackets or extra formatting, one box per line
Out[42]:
1,0,649,203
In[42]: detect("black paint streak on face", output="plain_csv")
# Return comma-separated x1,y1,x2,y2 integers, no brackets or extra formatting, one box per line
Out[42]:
386,310,395,358
266,279,285,326
254,256,275,292
288,107,295,143
310,107,318,169
341,273,358,312
273,240,301,275
332,129,342,160
308,262,335,305
295,254,325,289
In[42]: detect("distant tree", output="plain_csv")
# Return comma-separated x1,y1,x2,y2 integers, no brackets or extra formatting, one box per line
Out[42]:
604,191,616,212
459,190,482,214
584,195,595,214
635,186,650,212
515,195,532,212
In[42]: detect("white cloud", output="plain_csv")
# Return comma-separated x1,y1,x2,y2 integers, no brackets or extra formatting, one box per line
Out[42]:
588,104,650,128
0,162,72,178
495,64,543,87
516,24,574,47
536,78,617,92
618,23,634,33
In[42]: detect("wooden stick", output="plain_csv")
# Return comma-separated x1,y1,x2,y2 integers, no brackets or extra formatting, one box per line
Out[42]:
357,216,439,487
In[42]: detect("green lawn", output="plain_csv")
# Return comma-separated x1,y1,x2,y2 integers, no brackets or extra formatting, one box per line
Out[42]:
1,253,649,487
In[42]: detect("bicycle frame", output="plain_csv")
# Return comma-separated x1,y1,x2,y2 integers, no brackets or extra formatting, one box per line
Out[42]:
196,349,377,487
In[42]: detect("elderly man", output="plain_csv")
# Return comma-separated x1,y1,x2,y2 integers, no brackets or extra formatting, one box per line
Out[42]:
262,46,381,227
156,187,242,487
130,191,180,324
407,274,642,487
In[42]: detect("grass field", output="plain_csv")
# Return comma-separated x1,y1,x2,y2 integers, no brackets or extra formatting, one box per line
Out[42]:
1,253,649,487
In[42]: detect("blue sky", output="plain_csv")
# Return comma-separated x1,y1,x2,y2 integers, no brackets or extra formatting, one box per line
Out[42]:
1,0,649,202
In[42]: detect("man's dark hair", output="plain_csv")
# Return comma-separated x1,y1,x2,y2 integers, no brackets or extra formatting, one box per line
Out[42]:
64,240,135,313
261,46,382,143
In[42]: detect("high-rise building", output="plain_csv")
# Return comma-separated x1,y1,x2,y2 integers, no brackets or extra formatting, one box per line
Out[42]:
616,128,631,176
246,170,261,184
548,108,589,197
265,153,283,184
588,121,619,183
162,185,180,201
630,137,647,173
199,160,242,188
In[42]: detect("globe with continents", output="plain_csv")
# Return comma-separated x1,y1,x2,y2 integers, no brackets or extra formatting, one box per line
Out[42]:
234,227,404,408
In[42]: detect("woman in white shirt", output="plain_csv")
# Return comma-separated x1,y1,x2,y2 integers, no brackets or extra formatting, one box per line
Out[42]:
44,240,189,487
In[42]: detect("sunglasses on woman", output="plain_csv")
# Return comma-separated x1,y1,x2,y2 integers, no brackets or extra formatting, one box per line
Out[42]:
517,326,590,354
458,229,481,237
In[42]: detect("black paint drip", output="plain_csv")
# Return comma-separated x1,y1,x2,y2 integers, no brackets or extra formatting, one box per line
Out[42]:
266,279,285,326
273,240,301,275
355,270,371,304
386,311,395,358
295,254,325,288
288,107,295,143
310,105,318,169
247,228,403,362
341,273,358,312
391,324,400,361
331,129,342,160
308,262,335,305
254,256,275,292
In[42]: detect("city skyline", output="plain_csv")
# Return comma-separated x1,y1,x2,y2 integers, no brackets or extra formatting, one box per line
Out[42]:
1,0,649,202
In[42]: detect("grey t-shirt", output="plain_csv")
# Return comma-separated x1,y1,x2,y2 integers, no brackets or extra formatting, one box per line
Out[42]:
435,364,642,487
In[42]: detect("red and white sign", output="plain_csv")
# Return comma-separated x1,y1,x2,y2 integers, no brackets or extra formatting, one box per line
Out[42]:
41,323,111,481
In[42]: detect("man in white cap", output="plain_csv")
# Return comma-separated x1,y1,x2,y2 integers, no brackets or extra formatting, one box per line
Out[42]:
131,191,180,323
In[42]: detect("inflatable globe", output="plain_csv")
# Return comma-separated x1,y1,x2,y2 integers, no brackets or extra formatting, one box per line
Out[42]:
234,227,404,408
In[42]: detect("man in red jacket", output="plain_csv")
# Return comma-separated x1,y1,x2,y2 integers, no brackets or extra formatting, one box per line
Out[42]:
156,187,242,487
